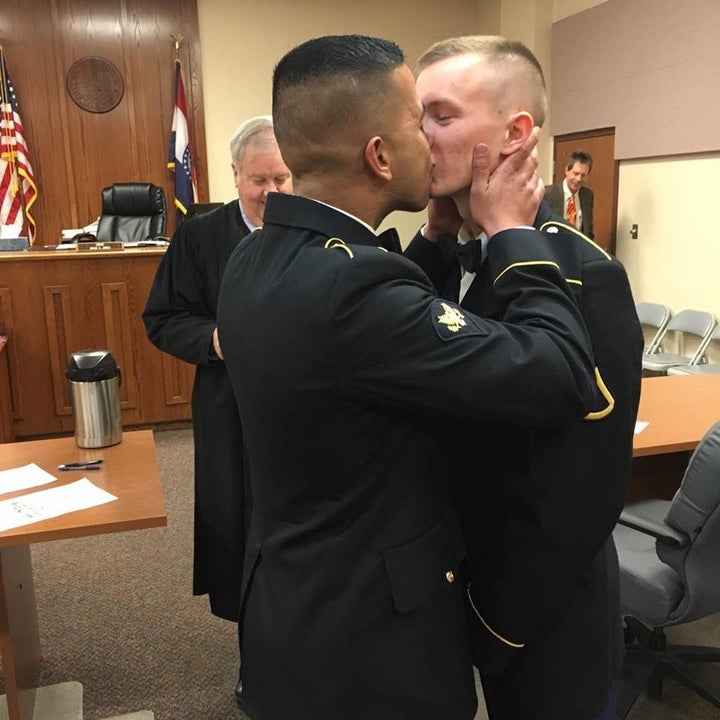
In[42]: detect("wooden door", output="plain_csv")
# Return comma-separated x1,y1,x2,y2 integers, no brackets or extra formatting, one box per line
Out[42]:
553,129,618,254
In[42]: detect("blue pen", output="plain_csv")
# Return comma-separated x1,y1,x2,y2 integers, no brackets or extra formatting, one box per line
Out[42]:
57,459,103,471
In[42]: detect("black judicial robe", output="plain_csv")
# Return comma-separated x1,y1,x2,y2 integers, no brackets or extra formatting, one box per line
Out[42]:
215,192,603,720
143,200,249,620
405,202,643,719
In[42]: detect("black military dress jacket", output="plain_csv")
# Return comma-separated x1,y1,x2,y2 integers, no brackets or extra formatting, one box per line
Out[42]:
143,200,250,621
216,192,602,720
405,201,643,719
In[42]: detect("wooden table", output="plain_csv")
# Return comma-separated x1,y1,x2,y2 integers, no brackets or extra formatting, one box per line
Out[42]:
630,375,720,501
0,430,166,720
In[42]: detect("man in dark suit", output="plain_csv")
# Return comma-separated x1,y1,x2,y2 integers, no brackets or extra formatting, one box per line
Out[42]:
216,34,604,720
143,116,291,695
545,150,595,238
406,36,642,720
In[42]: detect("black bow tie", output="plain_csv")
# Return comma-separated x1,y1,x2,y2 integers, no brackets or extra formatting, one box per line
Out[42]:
377,228,401,252
455,239,482,274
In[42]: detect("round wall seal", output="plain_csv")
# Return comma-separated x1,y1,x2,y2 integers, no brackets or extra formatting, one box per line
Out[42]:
66,57,124,113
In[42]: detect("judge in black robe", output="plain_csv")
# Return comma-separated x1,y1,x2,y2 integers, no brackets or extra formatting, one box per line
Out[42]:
143,116,292,625
143,199,250,620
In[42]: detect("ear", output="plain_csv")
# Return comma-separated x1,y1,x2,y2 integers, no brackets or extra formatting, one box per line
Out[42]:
231,162,240,187
502,111,534,155
364,136,392,182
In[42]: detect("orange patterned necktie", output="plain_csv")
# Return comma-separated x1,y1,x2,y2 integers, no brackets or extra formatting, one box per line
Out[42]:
566,194,577,227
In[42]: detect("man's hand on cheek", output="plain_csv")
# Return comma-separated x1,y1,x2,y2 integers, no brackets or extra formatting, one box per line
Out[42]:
469,127,544,238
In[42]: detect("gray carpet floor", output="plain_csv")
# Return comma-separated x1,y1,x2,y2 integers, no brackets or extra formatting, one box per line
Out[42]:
3,428,719,719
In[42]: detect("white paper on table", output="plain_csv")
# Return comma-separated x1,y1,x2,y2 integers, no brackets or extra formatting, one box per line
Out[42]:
0,463,57,495
634,421,649,434
0,478,118,532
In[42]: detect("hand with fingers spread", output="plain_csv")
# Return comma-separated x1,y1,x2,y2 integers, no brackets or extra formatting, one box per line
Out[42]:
469,126,544,238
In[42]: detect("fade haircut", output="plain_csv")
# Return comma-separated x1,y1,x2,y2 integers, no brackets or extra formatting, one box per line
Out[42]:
566,150,593,171
272,35,405,177
417,35,548,127
229,115,277,169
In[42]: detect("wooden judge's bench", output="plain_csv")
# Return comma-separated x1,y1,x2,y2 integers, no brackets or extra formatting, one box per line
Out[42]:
0,246,193,439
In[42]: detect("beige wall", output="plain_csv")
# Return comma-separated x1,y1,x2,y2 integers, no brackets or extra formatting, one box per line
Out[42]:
616,154,720,351
195,0,570,238
196,0,481,239
197,0,718,335
553,0,606,21
548,0,720,325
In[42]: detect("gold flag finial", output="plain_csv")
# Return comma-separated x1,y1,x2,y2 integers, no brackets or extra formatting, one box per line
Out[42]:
170,34,185,59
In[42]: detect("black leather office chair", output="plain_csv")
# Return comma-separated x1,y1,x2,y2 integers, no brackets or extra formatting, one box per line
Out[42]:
96,183,167,243
613,420,720,717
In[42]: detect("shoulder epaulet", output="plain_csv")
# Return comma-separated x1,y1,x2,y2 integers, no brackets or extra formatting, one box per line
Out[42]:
539,220,612,261
323,238,391,260
324,237,354,259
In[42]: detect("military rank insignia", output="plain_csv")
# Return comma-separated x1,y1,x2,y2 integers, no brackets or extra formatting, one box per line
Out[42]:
430,300,488,341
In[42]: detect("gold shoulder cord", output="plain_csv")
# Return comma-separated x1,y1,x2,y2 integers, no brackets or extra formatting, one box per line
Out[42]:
466,583,525,648
493,260,561,286
324,237,354,259
585,367,615,420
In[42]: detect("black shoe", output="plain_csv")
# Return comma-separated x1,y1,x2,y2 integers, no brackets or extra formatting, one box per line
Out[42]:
234,672,246,712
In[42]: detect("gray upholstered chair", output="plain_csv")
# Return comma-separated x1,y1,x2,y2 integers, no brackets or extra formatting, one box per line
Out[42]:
96,183,167,243
667,325,720,376
635,302,672,355
641,309,716,375
613,420,720,717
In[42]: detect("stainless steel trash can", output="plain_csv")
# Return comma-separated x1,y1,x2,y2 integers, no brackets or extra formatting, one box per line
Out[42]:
67,350,122,448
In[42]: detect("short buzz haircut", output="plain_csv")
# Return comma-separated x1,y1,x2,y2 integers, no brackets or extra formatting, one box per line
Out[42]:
272,35,405,176
229,115,276,169
417,35,548,127
566,150,593,172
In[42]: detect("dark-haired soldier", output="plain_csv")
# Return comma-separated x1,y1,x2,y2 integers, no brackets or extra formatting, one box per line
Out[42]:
216,34,603,720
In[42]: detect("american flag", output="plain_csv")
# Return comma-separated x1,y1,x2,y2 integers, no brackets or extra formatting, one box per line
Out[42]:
0,47,37,242
167,58,198,217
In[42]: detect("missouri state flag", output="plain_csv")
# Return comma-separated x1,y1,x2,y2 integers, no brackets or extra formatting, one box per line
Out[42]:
168,59,198,216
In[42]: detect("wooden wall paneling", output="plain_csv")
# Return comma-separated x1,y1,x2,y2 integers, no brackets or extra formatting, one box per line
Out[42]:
42,285,75,417
161,351,192,406
101,281,139,411
0,289,22,422
128,255,194,421
0,250,192,437
0,338,15,443
0,0,206,246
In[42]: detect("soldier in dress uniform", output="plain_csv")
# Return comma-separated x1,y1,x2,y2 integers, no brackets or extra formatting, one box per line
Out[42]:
216,34,605,720
405,36,643,720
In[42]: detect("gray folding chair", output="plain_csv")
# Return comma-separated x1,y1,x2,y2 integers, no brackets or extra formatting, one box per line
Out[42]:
641,309,716,374
667,325,720,376
613,421,720,717
635,302,672,355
